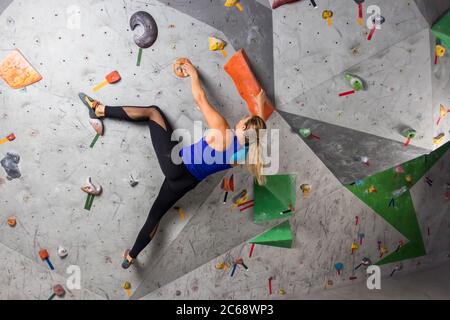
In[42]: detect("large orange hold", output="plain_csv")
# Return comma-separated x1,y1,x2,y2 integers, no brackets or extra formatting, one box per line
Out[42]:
224,49,274,121
0,49,42,89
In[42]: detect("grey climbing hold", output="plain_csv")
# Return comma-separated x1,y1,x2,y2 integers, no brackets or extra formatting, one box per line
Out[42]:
130,174,139,187
57,246,68,259
130,11,158,49
1,152,21,180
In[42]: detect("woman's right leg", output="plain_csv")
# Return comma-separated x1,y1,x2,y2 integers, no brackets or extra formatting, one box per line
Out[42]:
102,105,187,181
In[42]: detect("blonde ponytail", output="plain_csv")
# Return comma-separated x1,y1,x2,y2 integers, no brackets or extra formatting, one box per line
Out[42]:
244,116,267,186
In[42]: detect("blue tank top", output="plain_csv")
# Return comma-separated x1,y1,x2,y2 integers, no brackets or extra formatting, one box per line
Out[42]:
180,135,243,181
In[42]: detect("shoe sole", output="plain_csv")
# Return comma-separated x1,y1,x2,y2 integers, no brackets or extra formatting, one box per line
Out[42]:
78,92,99,119
79,92,104,135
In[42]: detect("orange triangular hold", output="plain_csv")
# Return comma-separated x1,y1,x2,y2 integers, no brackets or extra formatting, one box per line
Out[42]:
224,49,274,121
0,49,42,89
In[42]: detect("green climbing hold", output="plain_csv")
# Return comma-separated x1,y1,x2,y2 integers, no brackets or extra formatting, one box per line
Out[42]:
344,73,365,91
84,194,95,211
253,174,296,223
250,220,293,248
402,128,416,139
299,128,311,138
432,10,450,49
90,133,100,149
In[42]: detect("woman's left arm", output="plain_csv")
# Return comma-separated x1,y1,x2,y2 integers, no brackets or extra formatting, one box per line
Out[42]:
183,61,230,132
254,89,268,120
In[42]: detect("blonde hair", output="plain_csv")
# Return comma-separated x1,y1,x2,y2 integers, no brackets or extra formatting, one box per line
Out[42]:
244,116,267,186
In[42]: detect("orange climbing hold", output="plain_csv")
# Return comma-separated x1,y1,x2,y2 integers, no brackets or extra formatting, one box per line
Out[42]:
0,49,42,89
7,216,17,227
224,49,274,121
173,58,190,78
0,133,16,145
93,71,121,92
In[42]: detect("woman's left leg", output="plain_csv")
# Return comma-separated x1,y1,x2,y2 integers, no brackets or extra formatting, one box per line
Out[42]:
124,178,196,266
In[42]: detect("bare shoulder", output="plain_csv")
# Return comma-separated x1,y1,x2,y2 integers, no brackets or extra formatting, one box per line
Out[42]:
205,126,234,152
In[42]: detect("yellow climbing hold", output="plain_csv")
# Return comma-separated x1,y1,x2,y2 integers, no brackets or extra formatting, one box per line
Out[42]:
123,282,131,290
437,104,449,125
322,10,334,26
174,207,186,221
380,245,389,257
405,175,413,184
232,195,249,209
440,104,448,116
224,0,243,11
209,37,228,57
300,184,312,198
436,45,446,57
123,282,132,297
216,262,226,270
433,133,445,146
215,262,230,271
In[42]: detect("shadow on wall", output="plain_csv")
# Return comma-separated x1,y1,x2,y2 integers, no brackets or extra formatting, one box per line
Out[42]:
0,0,13,15
414,0,450,25
289,260,450,300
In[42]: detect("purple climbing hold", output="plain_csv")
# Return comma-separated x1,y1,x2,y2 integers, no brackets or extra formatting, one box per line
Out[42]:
272,0,301,10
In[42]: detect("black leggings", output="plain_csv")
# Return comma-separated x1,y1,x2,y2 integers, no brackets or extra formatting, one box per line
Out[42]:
104,105,199,258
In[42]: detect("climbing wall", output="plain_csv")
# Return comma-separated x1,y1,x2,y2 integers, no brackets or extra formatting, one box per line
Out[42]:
144,146,450,299
138,0,450,299
0,0,449,300
0,0,246,300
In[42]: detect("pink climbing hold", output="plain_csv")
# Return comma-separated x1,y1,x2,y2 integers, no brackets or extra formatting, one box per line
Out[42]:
272,0,301,10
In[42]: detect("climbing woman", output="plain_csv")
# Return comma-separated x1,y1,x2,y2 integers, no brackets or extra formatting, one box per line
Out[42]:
78,59,269,269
